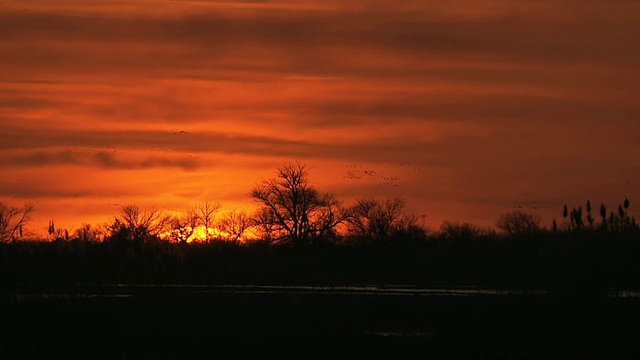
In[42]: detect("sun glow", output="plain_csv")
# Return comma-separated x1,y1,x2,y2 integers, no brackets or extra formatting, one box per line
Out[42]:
161,225,251,244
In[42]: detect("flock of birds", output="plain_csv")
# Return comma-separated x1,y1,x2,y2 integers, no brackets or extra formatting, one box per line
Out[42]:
343,164,400,186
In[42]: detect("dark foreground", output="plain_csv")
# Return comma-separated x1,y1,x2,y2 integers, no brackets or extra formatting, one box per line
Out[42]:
2,285,640,359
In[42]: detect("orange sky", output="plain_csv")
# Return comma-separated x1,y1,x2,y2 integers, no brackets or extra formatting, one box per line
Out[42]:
1,0,639,236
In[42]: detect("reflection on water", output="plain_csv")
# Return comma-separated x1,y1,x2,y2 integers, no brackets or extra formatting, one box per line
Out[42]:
6,284,640,300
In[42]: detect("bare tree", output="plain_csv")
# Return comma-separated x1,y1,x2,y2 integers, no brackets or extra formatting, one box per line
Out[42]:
252,207,279,243
218,210,252,242
346,197,418,243
183,201,221,243
73,223,104,242
167,210,198,244
0,202,35,243
496,210,542,236
439,221,489,241
250,162,346,247
111,204,172,243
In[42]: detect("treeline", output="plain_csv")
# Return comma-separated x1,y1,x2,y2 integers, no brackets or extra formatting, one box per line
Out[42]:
0,162,639,293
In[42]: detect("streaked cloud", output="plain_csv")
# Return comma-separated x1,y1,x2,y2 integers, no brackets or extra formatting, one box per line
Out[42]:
1,0,639,232
0,148,201,171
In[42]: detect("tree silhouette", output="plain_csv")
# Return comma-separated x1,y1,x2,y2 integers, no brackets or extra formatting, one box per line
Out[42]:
167,210,198,244
252,206,279,243
345,197,418,243
0,202,35,243
191,201,220,243
496,210,541,236
250,162,346,248
218,210,252,242
73,223,104,242
438,221,486,241
109,205,172,253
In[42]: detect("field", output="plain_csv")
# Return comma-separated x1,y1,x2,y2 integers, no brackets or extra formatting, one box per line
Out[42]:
3,284,640,358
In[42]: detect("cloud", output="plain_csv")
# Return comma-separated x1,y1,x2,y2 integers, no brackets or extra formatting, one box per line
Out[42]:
2,0,639,81
1,0,639,231
0,149,201,171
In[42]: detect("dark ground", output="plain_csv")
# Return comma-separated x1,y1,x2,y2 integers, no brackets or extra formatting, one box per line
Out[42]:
2,286,640,359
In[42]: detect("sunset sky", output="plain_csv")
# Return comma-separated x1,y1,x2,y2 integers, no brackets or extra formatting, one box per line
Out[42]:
1,0,639,236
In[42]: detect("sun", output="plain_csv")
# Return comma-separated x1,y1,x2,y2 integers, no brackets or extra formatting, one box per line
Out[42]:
161,225,246,243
